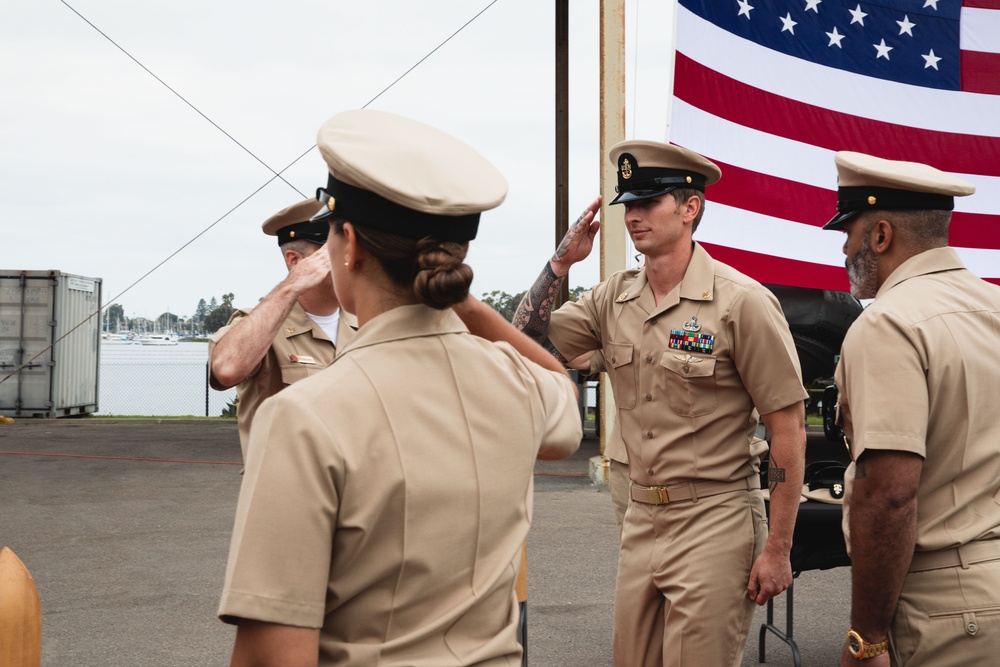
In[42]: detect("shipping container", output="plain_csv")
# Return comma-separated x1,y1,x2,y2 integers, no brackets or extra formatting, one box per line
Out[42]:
0,271,102,417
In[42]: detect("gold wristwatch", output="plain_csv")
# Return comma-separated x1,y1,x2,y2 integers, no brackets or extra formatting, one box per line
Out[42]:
846,628,888,659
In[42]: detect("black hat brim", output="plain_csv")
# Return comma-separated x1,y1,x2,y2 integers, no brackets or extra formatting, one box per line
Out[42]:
822,209,859,231
609,186,679,206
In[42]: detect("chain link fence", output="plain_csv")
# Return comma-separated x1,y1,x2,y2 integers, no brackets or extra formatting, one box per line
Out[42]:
97,341,236,417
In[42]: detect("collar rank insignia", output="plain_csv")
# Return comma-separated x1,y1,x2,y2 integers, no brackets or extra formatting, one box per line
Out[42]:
616,291,629,302
682,315,701,332
669,328,715,354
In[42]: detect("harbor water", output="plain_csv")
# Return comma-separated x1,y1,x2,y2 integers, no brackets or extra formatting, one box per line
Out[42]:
98,340,237,417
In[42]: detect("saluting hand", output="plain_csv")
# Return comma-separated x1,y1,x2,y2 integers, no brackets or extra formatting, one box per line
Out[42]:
284,247,333,294
550,196,602,277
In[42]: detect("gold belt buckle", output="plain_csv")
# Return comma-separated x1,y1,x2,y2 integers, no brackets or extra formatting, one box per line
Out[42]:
652,487,670,504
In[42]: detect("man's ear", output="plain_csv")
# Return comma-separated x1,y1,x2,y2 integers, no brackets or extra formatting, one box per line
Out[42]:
284,248,303,270
871,219,892,254
682,195,702,223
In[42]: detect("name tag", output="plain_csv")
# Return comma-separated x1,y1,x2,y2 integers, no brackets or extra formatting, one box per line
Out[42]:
289,354,316,365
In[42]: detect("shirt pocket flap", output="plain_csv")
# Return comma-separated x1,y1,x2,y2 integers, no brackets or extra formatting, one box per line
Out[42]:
660,354,716,378
606,342,634,369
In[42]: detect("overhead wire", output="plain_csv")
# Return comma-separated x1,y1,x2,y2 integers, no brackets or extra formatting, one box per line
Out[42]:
1,0,500,388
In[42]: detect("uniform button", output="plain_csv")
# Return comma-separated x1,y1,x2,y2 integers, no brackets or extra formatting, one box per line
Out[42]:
611,357,616,364
968,622,978,634
683,365,690,373
647,468,654,475
645,394,652,401
650,319,657,326
647,431,653,439
645,355,653,363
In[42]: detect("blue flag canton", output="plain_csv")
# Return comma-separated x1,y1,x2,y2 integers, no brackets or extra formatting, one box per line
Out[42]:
680,0,961,90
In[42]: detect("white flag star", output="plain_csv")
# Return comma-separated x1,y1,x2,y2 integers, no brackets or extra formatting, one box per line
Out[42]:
804,0,822,12
873,39,893,60
826,26,845,48
923,0,939,9
897,15,915,36
780,12,798,34
849,4,868,26
922,49,942,70
737,0,754,19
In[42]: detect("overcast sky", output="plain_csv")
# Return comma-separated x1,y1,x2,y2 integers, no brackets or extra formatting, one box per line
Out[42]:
2,1,672,324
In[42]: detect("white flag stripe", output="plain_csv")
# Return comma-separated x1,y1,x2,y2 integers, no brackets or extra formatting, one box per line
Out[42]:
700,204,1000,279
961,7,1000,54
698,204,844,266
670,100,1000,216
677,5,1000,137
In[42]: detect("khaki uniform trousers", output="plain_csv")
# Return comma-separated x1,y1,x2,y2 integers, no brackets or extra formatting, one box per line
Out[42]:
890,541,1000,666
609,459,629,533
613,485,767,667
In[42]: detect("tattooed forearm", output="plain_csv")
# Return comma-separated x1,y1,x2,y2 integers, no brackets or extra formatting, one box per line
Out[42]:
543,339,568,365
768,453,784,494
512,262,565,343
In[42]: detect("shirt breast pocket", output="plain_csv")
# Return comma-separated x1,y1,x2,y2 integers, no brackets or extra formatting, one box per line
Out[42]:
605,341,637,410
279,363,316,387
660,353,718,417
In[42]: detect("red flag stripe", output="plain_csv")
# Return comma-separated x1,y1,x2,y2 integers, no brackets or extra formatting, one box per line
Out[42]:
699,243,1000,290
964,0,1000,10
699,242,850,292
710,160,1000,250
961,50,1000,95
674,53,1000,178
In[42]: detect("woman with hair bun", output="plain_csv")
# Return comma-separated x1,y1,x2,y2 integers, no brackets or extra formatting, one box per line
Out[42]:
218,109,582,667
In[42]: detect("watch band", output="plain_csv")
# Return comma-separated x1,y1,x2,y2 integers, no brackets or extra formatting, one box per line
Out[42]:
847,628,888,659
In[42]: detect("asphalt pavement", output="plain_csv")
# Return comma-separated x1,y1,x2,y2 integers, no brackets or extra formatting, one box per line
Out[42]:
0,419,850,666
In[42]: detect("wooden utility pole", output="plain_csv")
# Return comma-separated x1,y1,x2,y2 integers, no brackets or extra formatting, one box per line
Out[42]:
599,0,627,456
555,0,570,306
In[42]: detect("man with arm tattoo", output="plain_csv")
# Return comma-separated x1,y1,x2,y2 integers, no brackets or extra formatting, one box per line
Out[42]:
826,152,1000,667
509,141,807,667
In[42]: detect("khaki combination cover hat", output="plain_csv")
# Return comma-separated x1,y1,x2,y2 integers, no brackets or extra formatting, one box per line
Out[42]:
823,151,976,230
261,198,328,246
608,140,722,205
311,109,508,242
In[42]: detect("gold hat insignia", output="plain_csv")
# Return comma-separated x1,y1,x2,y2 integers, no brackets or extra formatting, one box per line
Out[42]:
868,195,877,205
621,158,632,180
290,231,296,238
686,176,692,184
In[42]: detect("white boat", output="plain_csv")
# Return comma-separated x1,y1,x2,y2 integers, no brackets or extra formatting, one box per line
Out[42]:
139,334,179,346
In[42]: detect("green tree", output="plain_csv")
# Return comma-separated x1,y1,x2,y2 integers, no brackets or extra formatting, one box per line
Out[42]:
194,299,208,323
479,286,590,323
204,301,235,334
480,290,526,322
105,303,125,331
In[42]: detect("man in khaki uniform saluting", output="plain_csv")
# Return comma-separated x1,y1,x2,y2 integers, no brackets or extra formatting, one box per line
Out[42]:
209,198,355,458
826,152,1000,666
514,140,808,666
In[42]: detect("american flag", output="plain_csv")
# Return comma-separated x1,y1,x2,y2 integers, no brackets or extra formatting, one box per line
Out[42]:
670,0,1000,289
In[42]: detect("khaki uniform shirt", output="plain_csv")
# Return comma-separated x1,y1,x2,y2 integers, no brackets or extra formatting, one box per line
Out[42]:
218,305,582,666
837,247,1000,552
549,242,805,487
209,303,357,456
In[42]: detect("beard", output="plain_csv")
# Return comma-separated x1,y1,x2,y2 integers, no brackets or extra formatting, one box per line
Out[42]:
846,237,879,300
